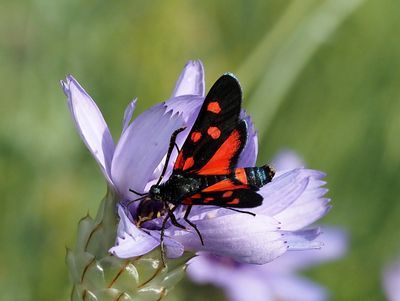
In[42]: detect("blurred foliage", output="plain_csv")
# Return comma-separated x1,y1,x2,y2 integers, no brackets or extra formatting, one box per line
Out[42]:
0,0,399,300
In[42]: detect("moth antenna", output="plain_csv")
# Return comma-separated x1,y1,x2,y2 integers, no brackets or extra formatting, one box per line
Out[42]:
129,188,146,196
126,195,147,207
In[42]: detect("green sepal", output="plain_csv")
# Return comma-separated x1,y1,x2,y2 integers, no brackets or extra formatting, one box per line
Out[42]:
67,187,193,300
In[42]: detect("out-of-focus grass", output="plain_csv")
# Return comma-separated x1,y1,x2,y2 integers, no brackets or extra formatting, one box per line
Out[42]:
0,0,399,300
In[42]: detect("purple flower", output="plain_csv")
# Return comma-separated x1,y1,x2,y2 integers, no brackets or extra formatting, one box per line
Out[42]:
187,151,346,301
383,259,400,301
61,61,330,264
188,228,347,301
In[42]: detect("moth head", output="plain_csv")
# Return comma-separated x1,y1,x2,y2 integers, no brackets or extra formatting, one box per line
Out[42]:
149,185,162,201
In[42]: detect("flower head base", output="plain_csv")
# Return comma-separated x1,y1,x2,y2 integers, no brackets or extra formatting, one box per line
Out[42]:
63,60,331,268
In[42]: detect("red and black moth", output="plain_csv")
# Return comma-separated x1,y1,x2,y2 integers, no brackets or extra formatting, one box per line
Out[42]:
129,73,275,261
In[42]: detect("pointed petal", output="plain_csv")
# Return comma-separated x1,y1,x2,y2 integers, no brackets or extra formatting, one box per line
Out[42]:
61,75,115,185
284,228,323,250
268,227,348,272
148,95,203,185
173,213,287,264
238,110,258,167
109,206,159,258
111,103,185,199
275,171,330,231
121,98,137,134
256,169,310,216
171,60,205,97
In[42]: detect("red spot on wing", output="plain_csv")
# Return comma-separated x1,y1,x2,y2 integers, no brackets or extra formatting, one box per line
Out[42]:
204,197,214,203
234,168,248,184
223,191,233,197
227,198,240,205
198,129,242,175
183,157,195,170
207,102,221,114
207,127,221,139
182,198,193,205
191,193,201,198
203,179,248,192
191,132,202,143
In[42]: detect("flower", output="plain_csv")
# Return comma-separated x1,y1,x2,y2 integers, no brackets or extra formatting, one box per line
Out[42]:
383,259,400,301
188,228,347,301
187,151,346,301
62,60,331,265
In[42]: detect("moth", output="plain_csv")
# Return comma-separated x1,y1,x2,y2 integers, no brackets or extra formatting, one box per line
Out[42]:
129,74,275,260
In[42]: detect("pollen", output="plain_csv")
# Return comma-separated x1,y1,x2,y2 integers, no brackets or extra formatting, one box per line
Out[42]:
207,127,221,139
191,131,202,143
207,101,221,114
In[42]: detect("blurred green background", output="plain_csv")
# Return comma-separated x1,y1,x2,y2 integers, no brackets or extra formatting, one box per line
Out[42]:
1,0,400,300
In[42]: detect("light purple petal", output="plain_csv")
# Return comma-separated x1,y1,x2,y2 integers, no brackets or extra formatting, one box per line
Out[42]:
149,95,203,185
172,213,287,264
61,75,115,185
284,228,323,250
238,110,258,167
275,176,331,231
267,227,348,272
272,149,305,171
164,95,203,123
171,60,205,97
111,103,185,199
383,260,400,301
109,206,159,258
121,98,137,134
270,274,327,301
224,273,274,301
188,255,274,301
147,231,184,259
256,169,310,216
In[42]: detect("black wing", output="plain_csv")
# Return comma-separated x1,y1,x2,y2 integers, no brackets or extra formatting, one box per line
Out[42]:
174,74,247,175
182,189,263,208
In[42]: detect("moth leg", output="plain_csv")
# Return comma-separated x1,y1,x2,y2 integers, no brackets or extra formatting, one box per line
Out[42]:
160,204,185,266
183,205,204,246
155,127,186,186
160,213,170,267
167,205,186,229
226,207,256,216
